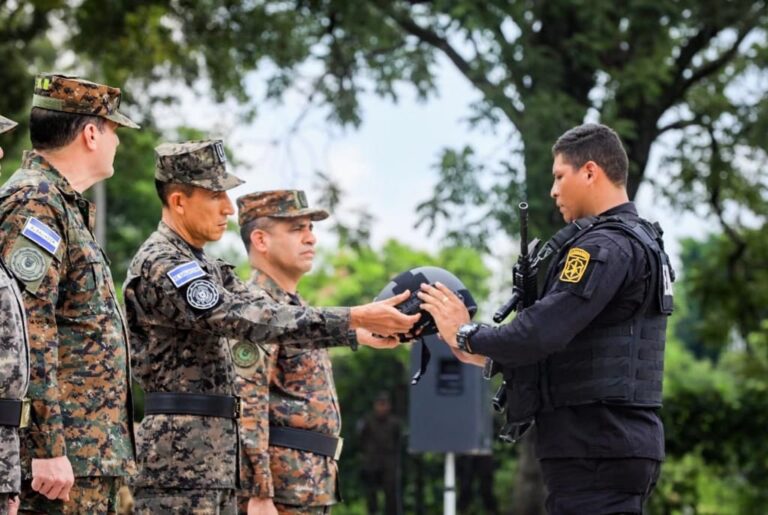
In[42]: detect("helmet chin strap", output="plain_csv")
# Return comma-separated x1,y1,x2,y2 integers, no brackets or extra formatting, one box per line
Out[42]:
411,336,431,385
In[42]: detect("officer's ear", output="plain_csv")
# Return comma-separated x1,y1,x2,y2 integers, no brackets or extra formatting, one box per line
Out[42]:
81,123,100,151
166,190,187,215
582,161,601,184
249,229,269,253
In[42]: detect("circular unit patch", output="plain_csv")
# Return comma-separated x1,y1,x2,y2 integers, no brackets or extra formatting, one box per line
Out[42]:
232,341,260,368
186,279,220,310
9,247,46,282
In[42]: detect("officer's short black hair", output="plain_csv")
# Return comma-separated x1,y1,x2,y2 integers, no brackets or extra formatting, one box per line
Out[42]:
552,123,628,186
240,217,277,253
30,107,107,151
155,179,197,207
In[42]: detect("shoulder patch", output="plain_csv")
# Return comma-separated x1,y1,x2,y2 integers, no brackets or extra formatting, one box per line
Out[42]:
559,247,590,283
21,217,61,255
167,261,206,287
186,279,220,310
9,247,47,282
231,341,261,368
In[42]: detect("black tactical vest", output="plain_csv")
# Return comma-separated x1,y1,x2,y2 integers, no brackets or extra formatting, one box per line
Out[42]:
498,213,675,440
540,214,674,410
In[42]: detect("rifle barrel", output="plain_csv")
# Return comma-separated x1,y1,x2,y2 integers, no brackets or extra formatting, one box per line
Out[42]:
519,202,529,258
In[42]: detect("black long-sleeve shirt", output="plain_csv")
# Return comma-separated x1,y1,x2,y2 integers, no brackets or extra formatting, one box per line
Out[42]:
471,202,665,460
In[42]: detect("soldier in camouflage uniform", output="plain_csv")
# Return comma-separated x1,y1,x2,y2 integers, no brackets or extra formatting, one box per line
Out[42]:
0,115,30,515
0,75,139,514
233,190,348,515
124,140,417,515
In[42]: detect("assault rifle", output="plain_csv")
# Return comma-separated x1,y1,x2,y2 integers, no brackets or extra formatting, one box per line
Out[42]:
486,202,551,443
493,202,541,323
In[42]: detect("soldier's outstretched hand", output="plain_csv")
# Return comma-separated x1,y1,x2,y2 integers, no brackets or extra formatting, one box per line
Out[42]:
357,328,401,349
350,290,420,336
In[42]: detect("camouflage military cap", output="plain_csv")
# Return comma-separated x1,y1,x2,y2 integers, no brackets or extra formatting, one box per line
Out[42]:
237,190,329,227
155,140,244,191
32,73,140,129
0,115,17,134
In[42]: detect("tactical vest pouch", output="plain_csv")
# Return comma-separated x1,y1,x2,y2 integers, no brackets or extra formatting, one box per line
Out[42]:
631,220,675,315
656,248,675,315
500,363,540,442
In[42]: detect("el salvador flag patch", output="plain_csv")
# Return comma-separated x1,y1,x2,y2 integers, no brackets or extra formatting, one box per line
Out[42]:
167,261,206,288
21,217,61,255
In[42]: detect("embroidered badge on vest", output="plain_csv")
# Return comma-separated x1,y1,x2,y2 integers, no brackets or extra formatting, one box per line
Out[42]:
559,247,590,283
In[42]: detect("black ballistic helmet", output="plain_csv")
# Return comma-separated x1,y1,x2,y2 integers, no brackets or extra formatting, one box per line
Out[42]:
376,266,478,340
376,266,478,384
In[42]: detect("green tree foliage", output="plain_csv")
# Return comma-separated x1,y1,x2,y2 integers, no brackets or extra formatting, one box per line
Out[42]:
3,2,768,512
106,127,164,282
675,230,768,357
7,1,764,240
0,1,63,159
656,315,768,513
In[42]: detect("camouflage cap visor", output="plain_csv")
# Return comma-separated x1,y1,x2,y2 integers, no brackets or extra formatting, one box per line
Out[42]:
105,111,141,130
156,167,245,192
267,207,330,221
0,115,18,134
237,190,330,226
33,95,140,129
190,172,245,192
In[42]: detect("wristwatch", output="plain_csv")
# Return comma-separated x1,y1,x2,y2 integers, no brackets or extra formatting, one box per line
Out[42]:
347,329,359,351
456,323,483,354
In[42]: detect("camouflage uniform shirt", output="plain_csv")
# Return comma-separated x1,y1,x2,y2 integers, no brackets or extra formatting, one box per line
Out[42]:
0,151,135,478
124,222,353,490
235,270,341,506
0,260,29,494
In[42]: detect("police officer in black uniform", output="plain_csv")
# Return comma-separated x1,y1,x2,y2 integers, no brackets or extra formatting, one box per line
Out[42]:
419,123,673,515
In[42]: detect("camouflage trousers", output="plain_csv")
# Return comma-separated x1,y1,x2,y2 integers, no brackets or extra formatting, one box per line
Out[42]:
237,497,332,515
19,476,122,514
133,487,236,515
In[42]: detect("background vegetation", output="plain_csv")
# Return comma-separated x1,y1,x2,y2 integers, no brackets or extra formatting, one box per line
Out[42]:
2,1,767,512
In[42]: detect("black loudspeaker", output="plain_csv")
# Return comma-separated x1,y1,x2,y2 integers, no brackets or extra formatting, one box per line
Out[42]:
408,335,493,453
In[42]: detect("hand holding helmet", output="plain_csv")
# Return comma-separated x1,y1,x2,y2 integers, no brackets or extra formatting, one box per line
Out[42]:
375,266,477,383
417,282,471,348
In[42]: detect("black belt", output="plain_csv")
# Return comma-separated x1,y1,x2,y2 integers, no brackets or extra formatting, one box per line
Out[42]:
269,426,344,460
0,399,30,428
144,392,241,419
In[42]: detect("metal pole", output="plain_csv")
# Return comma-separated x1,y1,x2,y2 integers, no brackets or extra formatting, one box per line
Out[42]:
444,452,456,515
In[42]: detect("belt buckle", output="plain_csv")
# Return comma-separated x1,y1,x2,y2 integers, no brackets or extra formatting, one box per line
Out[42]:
19,399,31,429
233,396,242,419
333,437,344,461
